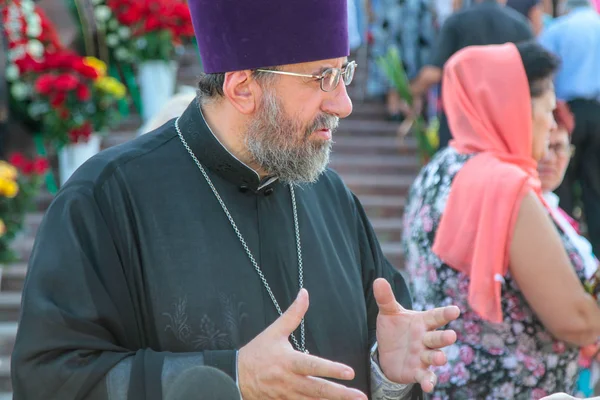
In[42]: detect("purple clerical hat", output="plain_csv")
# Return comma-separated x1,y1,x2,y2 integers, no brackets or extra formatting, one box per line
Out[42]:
188,0,349,74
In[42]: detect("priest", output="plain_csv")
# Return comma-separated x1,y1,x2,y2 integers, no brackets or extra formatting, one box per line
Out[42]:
11,1,460,399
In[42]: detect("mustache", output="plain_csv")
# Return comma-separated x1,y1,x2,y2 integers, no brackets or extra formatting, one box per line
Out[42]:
305,114,339,137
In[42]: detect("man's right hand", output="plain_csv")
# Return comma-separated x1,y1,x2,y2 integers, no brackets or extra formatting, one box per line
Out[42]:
237,289,368,400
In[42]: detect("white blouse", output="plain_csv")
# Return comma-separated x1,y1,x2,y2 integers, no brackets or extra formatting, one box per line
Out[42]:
544,192,598,279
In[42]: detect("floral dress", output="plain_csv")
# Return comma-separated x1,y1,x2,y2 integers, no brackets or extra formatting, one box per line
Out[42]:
402,147,588,399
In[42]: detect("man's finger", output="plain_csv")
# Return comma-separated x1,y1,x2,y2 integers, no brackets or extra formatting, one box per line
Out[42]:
271,289,309,337
420,349,447,367
423,306,460,330
414,368,437,394
294,376,368,400
290,353,355,381
373,278,406,315
422,330,457,349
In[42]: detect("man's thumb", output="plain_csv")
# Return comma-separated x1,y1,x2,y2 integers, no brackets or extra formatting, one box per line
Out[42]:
272,288,309,336
374,278,405,315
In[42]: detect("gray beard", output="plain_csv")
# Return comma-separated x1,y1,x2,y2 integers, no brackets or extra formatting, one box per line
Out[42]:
244,93,338,185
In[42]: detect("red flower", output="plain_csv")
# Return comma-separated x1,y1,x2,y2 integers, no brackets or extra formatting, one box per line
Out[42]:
58,109,70,120
54,73,79,91
22,163,34,175
50,92,66,108
34,74,56,95
32,158,50,175
8,153,27,170
14,54,42,73
76,84,91,101
75,63,99,80
68,122,92,144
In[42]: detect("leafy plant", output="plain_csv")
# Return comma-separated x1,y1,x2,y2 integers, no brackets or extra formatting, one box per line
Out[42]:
377,47,438,164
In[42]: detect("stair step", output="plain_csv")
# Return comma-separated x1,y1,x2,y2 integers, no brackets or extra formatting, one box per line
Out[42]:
0,356,10,393
371,218,403,242
0,323,17,358
333,136,417,155
358,195,406,219
10,236,35,263
330,153,420,174
342,174,415,196
1,264,27,293
346,102,387,120
34,191,54,212
381,242,405,270
337,119,402,135
0,293,21,323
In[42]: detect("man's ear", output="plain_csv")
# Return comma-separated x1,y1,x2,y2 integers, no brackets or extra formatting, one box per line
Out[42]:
222,70,259,114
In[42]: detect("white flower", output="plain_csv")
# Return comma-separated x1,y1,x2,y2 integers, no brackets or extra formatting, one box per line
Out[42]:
10,82,30,101
9,46,26,62
94,6,112,22
106,34,119,47
26,40,44,58
136,37,147,49
28,102,49,118
114,47,129,61
5,65,20,82
21,0,34,13
118,26,131,39
26,20,42,38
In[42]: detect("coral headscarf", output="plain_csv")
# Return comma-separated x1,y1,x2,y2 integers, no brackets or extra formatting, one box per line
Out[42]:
432,43,545,324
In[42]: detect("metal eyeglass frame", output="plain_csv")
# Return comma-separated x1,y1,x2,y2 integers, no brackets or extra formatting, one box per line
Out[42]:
255,61,357,92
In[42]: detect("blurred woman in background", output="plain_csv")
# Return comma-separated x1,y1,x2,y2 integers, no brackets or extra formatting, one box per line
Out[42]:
402,41,600,399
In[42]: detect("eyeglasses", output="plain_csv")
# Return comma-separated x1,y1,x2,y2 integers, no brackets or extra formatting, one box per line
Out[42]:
255,61,357,92
548,142,575,158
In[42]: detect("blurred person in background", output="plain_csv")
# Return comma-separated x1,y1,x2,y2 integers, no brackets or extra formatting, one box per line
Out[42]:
537,101,600,398
408,0,533,151
539,0,600,257
506,0,545,34
402,41,600,399
366,0,436,120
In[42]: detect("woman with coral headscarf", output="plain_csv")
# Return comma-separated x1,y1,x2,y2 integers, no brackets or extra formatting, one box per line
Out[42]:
401,41,600,399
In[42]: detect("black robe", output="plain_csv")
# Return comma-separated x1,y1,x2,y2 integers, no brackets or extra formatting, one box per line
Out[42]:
12,99,419,399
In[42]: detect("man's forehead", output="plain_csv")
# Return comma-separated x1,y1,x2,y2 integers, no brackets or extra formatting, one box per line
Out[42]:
287,57,348,72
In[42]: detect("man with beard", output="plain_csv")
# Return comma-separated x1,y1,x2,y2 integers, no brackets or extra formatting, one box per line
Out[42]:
11,1,460,399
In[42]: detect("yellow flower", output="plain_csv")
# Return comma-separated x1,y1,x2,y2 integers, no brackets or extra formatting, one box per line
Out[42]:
84,57,107,77
0,162,17,181
425,118,440,150
0,219,6,237
0,179,19,198
95,76,127,99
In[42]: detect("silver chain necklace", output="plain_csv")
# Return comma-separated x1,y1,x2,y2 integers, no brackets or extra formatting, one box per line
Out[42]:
175,118,307,353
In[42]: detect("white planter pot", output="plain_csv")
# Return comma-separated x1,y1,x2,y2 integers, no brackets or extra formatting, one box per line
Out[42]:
138,60,178,124
58,134,102,186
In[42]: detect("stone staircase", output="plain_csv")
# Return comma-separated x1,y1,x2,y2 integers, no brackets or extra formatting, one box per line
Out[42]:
0,48,422,396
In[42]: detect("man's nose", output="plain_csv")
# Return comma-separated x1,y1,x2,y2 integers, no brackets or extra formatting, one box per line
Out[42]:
321,82,353,118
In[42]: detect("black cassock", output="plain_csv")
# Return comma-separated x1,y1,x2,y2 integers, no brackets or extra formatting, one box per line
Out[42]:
12,99,419,399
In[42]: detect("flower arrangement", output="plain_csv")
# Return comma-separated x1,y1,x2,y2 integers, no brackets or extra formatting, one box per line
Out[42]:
0,153,48,263
18,51,126,147
99,0,195,62
377,47,439,164
3,0,127,148
66,0,138,64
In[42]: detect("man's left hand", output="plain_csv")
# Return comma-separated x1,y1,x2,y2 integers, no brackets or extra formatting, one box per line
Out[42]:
374,278,460,393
